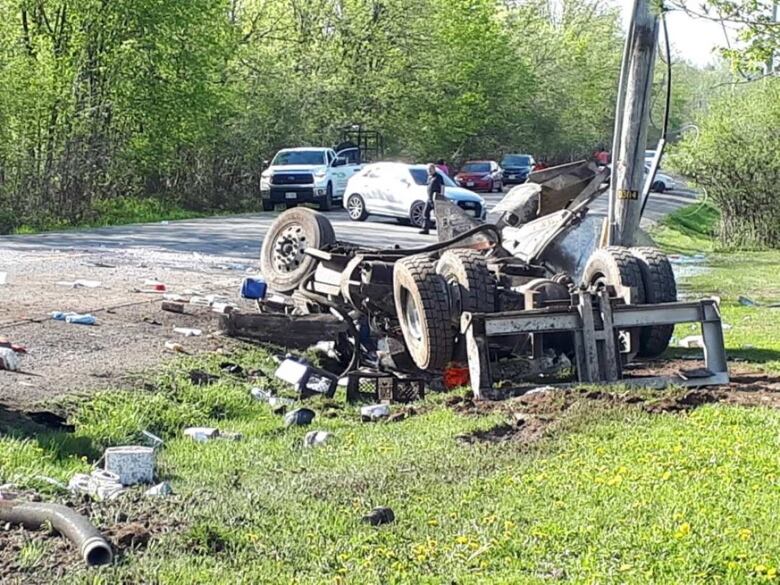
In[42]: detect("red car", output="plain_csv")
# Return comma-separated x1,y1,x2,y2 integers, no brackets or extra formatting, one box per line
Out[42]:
454,160,503,193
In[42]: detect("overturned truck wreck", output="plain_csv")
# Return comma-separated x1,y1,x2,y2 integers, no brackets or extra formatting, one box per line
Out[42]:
225,161,727,399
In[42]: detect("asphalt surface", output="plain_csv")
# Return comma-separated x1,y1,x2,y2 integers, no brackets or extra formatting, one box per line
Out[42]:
0,188,698,259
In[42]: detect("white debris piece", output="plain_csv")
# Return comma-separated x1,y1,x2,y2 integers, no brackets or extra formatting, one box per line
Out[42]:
104,446,155,485
361,404,390,421
0,348,19,371
173,327,202,337
184,427,220,442
145,482,174,497
678,335,705,349
303,430,333,448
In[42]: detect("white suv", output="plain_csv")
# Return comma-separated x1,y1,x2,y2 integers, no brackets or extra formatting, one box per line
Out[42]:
260,147,361,211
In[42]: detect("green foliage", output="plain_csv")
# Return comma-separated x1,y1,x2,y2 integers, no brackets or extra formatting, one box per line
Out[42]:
669,78,780,248
0,0,629,229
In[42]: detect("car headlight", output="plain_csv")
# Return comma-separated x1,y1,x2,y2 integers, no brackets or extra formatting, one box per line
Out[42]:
313,168,327,179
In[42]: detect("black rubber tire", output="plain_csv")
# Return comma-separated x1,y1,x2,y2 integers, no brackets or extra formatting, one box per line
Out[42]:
260,208,335,293
409,201,426,228
262,200,275,212
631,247,678,358
346,193,368,221
393,255,454,371
582,246,646,359
435,249,495,315
319,183,333,211
582,246,646,304
652,181,665,193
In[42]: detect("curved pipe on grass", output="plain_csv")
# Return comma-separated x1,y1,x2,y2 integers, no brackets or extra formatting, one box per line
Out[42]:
0,500,113,567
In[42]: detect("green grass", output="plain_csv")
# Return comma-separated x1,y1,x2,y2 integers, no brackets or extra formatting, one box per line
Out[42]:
9,197,217,235
2,202,780,583
653,203,780,372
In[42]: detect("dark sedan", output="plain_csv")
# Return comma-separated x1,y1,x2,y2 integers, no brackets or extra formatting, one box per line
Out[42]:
501,154,535,185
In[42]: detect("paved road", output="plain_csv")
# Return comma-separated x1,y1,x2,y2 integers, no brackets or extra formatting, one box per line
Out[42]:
0,188,698,259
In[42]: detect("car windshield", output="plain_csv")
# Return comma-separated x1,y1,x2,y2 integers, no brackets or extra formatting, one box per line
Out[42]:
501,155,531,166
272,150,325,166
462,162,490,173
409,168,456,187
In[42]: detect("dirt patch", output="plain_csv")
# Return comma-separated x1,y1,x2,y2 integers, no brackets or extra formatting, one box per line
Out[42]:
0,246,254,408
450,368,780,445
0,490,183,582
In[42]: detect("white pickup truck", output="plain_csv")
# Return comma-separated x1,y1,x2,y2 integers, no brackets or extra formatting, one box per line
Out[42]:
260,146,362,211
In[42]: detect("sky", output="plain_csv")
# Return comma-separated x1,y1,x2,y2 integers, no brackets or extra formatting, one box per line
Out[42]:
614,0,736,67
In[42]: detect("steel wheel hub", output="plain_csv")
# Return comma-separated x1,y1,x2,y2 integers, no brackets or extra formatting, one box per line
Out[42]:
272,224,307,272
404,292,423,341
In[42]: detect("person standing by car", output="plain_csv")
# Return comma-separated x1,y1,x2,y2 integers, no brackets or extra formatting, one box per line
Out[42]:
421,163,444,235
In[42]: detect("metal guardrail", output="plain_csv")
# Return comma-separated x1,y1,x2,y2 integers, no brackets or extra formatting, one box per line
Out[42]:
461,292,728,399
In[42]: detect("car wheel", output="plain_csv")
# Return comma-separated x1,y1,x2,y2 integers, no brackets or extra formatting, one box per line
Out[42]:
319,183,333,211
259,208,335,293
651,180,665,193
262,201,275,212
346,194,368,221
409,201,426,228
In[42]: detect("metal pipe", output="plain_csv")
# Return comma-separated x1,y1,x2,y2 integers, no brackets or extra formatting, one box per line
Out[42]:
0,500,113,567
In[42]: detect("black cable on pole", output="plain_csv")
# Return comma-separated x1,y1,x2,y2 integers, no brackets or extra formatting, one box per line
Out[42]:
641,9,673,218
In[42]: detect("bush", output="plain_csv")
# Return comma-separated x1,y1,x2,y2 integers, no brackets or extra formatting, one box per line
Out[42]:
670,79,780,249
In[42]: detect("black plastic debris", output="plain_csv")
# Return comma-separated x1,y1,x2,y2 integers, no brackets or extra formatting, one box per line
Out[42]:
362,507,395,526
284,408,316,428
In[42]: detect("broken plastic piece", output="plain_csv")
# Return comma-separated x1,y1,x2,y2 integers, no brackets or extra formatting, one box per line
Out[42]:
361,506,395,526
240,277,267,300
184,427,220,442
173,327,202,337
144,482,173,497
303,430,332,448
0,348,19,371
361,404,390,422
65,314,96,325
284,408,316,427
678,335,704,349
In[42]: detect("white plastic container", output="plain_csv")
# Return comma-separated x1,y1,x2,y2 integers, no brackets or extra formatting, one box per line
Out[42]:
104,446,155,485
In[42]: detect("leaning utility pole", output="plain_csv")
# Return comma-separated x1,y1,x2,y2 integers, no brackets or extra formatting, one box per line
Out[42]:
607,0,660,246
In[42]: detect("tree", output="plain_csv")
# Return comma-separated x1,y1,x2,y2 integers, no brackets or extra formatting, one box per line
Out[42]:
670,78,780,248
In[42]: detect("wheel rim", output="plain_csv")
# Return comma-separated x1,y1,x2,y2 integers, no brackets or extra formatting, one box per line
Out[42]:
403,291,423,341
347,196,363,219
271,224,308,273
411,203,425,227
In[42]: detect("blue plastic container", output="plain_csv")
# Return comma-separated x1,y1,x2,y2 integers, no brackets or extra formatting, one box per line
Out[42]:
240,277,267,300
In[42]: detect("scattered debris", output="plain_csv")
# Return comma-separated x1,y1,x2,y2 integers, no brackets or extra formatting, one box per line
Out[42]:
141,430,164,449
303,430,332,447
0,348,19,371
189,370,219,386
69,469,125,500
679,367,714,380
104,446,155,486
161,301,185,314
211,302,236,314
738,295,758,307
164,341,188,354
220,362,243,375
51,311,97,325
0,338,27,354
678,335,704,349
240,277,267,300
56,279,102,289
284,408,316,427
250,387,272,402
361,404,390,422
173,327,202,337
144,482,173,497
275,358,338,398
362,506,395,526
163,293,189,302
184,427,219,442
144,280,167,292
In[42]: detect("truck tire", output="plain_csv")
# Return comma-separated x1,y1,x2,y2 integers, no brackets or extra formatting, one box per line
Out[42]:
260,208,335,293
435,249,495,316
319,183,333,212
582,246,646,359
262,200,275,212
582,246,646,304
630,247,677,358
394,255,454,371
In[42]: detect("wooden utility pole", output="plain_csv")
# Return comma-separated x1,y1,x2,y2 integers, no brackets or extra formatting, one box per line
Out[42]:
608,0,660,246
